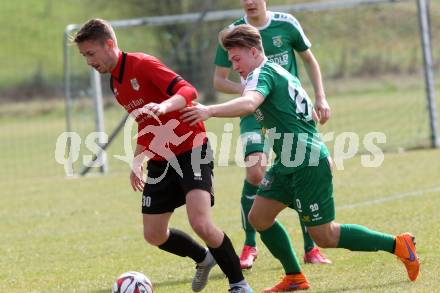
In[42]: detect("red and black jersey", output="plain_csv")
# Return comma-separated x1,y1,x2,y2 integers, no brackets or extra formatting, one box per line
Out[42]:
110,51,206,161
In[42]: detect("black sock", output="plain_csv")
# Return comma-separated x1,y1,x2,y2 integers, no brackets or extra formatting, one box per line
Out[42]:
158,228,207,263
208,233,244,284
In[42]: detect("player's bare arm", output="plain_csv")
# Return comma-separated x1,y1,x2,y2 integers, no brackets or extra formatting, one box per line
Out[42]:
213,66,245,94
298,49,331,124
143,94,187,117
143,80,198,117
130,144,147,192
180,91,264,125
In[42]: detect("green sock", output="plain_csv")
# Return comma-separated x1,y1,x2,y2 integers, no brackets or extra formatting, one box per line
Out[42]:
299,217,315,252
259,220,301,274
241,180,258,247
337,224,395,252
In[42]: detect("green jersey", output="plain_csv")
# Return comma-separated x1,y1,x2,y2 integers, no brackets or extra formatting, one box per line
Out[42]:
214,11,311,77
244,58,328,173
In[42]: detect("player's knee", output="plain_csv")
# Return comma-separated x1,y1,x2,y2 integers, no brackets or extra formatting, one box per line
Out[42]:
190,221,207,236
190,220,213,240
308,224,339,248
246,168,264,186
312,236,335,248
248,210,266,231
143,229,167,246
247,211,257,228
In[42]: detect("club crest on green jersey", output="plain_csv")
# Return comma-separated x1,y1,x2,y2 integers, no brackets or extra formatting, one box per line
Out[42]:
272,35,283,48
260,175,273,190
255,109,264,122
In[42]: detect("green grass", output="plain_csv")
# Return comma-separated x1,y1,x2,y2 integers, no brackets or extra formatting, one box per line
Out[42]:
1,147,440,292
1,86,440,291
2,2,440,291
1,1,439,89
0,0,164,88
0,74,438,181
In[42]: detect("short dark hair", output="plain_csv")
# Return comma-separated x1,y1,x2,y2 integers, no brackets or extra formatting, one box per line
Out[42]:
220,24,263,52
74,18,116,44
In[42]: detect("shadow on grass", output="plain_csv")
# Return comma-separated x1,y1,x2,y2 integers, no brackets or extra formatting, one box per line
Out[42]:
91,271,227,293
239,264,409,293
313,280,409,293
91,269,407,293
152,271,226,288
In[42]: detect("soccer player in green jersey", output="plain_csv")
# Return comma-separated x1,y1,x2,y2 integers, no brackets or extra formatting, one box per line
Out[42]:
182,24,420,292
213,0,331,268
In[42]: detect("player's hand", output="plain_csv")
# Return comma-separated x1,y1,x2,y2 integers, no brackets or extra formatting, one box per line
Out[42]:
130,164,145,192
312,109,319,123
315,98,331,124
180,104,211,126
143,103,166,117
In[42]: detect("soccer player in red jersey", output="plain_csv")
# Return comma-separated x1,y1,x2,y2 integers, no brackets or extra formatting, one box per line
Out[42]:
74,18,253,293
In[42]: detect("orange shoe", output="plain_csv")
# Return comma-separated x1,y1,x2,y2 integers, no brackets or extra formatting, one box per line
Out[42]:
261,273,310,292
240,245,258,269
304,247,331,264
394,233,420,281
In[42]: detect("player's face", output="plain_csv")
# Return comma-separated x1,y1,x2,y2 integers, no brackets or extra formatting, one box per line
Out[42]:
241,0,266,18
228,47,258,78
78,39,115,74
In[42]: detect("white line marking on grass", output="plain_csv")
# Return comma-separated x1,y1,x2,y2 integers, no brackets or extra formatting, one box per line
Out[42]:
337,186,440,210
221,186,440,229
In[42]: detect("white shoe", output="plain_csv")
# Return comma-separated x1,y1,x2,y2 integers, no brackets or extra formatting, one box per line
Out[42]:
192,250,216,292
229,285,254,293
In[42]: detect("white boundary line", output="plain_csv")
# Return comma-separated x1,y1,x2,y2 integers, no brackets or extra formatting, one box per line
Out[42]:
337,186,440,210
221,186,440,228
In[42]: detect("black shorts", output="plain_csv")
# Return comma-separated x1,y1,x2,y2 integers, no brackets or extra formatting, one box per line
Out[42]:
142,142,214,214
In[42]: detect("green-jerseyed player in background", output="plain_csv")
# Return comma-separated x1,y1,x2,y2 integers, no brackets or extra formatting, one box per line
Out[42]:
182,24,420,292
213,0,331,268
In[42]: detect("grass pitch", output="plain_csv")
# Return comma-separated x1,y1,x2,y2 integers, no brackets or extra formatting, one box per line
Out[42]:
1,73,439,293
1,131,440,292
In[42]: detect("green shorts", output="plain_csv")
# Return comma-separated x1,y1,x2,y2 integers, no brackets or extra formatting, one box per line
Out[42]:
257,157,335,227
240,114,265,157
